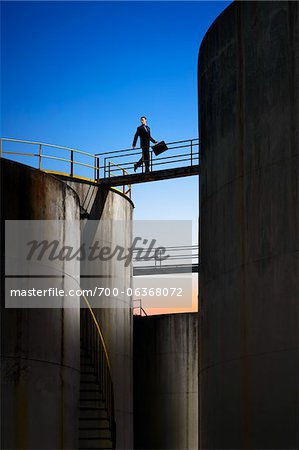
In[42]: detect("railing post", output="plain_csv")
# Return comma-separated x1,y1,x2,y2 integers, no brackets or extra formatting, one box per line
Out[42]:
190,140,193,166
104,158,106,178
70,150,74,177
96,157,100,182
0,139,2,158
108,161,111,177
38,144,42,170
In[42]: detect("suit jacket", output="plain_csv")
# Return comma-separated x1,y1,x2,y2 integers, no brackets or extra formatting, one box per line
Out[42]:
132,125,156,148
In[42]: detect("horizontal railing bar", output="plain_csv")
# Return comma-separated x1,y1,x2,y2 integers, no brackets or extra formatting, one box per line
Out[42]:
2,151,39,157
108,160,129,175
98,147,143,156
96,138,199,156
166,138,199,146
151,153,199,163
163,143,199,151
103,150,199,169
134,252,198,255
105,151,199,166
104,153,199,172
132,245,198,250
106,156,195,173
112,158,196,173
135,263,199,268
134,258,198,264
151,157,195,166
41,154,97,170
1,137,95,157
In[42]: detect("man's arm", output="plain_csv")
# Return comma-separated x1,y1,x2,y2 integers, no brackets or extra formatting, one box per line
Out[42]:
149,127,158,144
132,128,139,148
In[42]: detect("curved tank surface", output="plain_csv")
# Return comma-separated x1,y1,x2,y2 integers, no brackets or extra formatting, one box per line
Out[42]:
134,313,198,450
0,158,81,449
60,176,134,449
199,1,299,449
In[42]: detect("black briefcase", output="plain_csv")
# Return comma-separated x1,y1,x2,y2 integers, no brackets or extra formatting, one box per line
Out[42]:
152,141,168,156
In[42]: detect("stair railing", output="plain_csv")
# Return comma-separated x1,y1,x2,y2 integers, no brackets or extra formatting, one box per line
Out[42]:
80,293,116,448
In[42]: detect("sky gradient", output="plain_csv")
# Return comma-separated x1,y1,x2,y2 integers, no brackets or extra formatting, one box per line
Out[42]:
1,0,231,313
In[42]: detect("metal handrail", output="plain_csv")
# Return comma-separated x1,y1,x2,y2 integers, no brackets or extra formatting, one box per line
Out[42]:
98,138,199,177
106,160,132,198
0,137,101,182
133,244,198,269
0,136,199,189
81,293,116,447
0,137,132,198
95,137,199,156
133,299,148,316
1,137,96,157
81,293,112,372
104,152,199,174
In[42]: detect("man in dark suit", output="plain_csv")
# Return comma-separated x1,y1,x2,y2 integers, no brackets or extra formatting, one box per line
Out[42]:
132,116,158,173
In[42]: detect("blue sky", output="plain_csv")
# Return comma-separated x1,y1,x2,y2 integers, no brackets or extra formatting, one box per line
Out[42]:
1,0,230,242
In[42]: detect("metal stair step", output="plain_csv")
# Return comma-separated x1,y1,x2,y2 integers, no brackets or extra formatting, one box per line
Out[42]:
79,438,113,449
79,428,112,439
80,364,95,373
81,360,93,367
79,418,110,429
80,408,109,420
80,399,105,409
81,372,99,382
80,381,101,390
80,391,103,401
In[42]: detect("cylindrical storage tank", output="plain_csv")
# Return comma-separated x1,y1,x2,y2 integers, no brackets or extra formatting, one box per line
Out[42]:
199,2,299,449
134,313,198,450
60,177,134,449
0,159,81,449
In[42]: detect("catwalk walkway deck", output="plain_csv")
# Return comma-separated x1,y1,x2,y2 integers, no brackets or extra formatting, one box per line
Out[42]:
98,164,199,187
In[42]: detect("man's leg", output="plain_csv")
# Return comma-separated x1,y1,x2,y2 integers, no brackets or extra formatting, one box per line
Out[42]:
142,147,150,172
134,153,143,172
136,155,143,167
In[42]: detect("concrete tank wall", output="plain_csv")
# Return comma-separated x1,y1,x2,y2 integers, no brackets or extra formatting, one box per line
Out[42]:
199,2,299,449
134,313,198,450
0,159,81,449
59,176,134,449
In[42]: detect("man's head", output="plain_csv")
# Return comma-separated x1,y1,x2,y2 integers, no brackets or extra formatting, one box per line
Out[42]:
140,116,147,125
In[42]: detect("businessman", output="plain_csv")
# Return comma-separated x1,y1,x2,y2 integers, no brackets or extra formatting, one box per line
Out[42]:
132,116,158,173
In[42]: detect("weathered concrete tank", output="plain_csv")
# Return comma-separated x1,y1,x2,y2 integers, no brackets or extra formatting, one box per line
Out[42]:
59,176,134,449
199,2,299,449
0,158,81,449
134,313,198,449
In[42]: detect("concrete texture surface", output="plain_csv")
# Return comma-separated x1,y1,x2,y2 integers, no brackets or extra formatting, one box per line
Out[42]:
134,313,198,450
0,158,81,449
198,2,299,449
59,176,134,450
